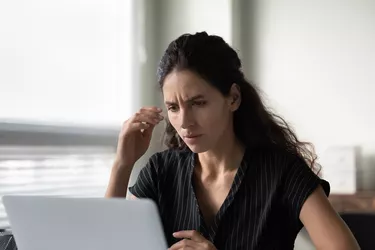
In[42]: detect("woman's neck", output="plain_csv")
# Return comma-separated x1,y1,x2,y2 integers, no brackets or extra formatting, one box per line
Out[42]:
197,131,245,177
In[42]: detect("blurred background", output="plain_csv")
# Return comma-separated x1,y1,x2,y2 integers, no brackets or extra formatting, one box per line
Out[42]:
1,0,374,249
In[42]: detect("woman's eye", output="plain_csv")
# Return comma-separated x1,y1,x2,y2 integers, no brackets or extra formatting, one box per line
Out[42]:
168,106,178,112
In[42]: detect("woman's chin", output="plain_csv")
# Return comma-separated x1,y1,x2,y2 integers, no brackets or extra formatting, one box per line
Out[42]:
185,143,210,153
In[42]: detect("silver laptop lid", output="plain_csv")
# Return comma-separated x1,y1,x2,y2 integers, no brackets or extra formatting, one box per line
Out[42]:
2,195,167,250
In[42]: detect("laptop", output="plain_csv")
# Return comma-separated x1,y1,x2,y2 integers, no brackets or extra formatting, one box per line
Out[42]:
2,195,168,250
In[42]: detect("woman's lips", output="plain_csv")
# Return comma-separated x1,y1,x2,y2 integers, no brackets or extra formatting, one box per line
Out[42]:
183,134,203,144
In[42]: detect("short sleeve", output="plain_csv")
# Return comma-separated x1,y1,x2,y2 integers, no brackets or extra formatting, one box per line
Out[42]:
282,154,330,227
128,153,160,202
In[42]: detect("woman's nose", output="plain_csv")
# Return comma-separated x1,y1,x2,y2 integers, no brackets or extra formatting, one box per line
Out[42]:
180,109,195,129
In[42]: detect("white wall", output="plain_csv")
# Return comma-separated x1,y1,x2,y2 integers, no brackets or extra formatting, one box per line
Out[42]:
0,0,133,128
251,0,375,189
158,0,232,52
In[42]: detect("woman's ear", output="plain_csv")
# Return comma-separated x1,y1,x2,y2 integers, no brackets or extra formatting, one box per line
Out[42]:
228,83,241,111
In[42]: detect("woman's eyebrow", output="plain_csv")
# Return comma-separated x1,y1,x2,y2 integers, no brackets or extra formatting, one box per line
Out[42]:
165,94,205,105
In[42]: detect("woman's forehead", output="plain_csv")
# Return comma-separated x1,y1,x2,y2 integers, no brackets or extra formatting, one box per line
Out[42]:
162,70,213,100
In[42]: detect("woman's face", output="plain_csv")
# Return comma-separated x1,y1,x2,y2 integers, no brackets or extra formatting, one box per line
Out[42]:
162,70,239,153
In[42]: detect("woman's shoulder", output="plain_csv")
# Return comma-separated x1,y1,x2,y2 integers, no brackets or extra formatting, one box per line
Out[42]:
249,146,329,197
250,146,302,166
247,146,312,178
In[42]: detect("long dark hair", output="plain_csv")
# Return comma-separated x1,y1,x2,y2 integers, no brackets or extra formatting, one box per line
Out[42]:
157,32,319,172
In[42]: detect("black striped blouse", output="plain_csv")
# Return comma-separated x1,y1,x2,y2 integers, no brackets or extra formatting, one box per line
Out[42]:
129,147,330,249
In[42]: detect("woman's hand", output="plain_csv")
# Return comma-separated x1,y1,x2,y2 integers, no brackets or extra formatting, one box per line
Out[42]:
115,106,164,167
169,230,217,250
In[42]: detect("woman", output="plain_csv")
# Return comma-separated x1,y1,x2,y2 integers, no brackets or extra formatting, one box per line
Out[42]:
105,32,359,249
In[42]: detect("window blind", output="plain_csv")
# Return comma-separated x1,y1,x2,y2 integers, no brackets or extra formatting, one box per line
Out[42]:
0,146,115,229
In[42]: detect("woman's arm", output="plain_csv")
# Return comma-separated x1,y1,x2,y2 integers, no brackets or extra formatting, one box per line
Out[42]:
105,106,163,198
300,186,360,250
105,161,133,198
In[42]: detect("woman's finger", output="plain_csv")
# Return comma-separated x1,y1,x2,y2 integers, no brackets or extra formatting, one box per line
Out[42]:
173,231,205,242
139,106,162,113
142,123,156,137
168,239,198,250
139,109,164,122
127,122,151,132
133,112,163,125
